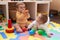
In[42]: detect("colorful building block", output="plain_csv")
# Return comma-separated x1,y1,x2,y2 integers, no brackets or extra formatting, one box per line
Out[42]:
38,29,45,35
0,26,4,30
5,19,14,33
29,29,36,35
0,32,7,39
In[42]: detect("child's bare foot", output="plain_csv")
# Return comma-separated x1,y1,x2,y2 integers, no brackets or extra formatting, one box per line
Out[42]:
16,29,23,33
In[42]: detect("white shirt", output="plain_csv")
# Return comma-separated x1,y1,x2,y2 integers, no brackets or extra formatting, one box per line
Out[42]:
28,17,50,34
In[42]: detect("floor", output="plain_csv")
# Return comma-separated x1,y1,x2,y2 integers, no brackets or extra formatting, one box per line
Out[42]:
50,15,60,24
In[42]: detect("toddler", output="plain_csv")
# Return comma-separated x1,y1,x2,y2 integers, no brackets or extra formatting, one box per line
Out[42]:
28,14,52,37
14,2,30,32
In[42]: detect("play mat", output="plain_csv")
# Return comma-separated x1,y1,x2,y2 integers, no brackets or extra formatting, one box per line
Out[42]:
0,22,60,40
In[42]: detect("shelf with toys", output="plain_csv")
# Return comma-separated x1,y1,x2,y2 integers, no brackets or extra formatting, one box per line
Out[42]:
36,1,50,17
36,0,52,2
6,0,52,1
0,1,50,23
0,0,23,1
0,2,7,23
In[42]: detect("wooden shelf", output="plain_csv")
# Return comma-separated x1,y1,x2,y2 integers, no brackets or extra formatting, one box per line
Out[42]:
0,1,50,22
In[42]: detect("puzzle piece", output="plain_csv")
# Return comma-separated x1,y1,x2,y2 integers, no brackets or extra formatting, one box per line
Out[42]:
29,36,41,40
0,22,60,40
34,38,41,40
0,32,7,39
0,30,16,40
49,22,55,27
10,31,27,40
46,29,60,40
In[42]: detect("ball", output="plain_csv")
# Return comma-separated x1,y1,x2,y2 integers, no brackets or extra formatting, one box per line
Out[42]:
29,29,36,35
38,29,44,35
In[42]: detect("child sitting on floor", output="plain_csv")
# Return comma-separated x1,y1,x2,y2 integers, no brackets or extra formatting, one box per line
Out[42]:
14,2,30,32
28,14,52,37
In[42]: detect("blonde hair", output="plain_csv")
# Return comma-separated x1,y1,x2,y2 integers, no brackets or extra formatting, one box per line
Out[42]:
16,2,25,8
38,14,48,24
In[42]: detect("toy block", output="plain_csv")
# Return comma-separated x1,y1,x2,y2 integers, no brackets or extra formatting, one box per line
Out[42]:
5,19,14,33
1,32,7,39
0,26,4,30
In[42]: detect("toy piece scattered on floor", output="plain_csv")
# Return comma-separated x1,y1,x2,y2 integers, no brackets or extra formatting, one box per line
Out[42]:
38,29,45,35
29,29,36,35
22,27,27,32
0,32,7,39
6,19,14,33
0,25,4,30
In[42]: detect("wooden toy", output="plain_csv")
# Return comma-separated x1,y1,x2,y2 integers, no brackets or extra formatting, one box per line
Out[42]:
5,19,14,33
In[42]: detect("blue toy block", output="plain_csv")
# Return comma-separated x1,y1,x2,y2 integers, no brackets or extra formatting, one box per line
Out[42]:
10,30,27,40
49,23,55,27
29,29,36,35
10,38,19,40
1,32,7,39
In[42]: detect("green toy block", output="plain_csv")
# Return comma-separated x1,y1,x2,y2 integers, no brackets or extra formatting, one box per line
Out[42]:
0,26,4,30
32,29,36,32
38,29,45,35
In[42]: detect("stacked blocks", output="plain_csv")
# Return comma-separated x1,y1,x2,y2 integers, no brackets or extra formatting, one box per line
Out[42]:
6,19,14,33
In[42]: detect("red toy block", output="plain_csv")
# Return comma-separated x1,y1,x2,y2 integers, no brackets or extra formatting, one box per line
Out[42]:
8,19,12,28
22,27,27,32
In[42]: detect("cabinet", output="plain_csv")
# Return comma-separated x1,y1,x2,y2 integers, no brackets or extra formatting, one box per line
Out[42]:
0,1,50,22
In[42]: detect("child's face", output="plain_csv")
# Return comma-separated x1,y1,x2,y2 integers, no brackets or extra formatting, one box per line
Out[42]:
36,14,47,24
17,4,25,13
37,17,43,24
36,14,43,24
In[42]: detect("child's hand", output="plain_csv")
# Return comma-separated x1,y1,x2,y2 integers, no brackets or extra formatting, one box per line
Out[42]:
23,10,29,15
16,29,23,33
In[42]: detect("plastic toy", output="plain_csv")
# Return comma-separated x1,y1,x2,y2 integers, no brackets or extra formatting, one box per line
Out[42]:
0,26,4,30
22,27,27,32
5,19,14,33
0,32,7,39
29,29,36,35
38,29,45,35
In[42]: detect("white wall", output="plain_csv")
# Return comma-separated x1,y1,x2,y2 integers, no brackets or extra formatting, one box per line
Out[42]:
50,0,60,11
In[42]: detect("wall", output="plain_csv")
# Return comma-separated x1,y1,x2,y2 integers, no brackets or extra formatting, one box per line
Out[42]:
50,0,60,11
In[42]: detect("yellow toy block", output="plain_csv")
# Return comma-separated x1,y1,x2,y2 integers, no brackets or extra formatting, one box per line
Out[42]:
0,35,4,40
0,30,16,40
29,36,41,40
